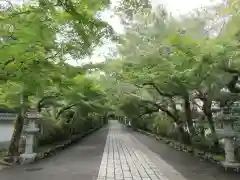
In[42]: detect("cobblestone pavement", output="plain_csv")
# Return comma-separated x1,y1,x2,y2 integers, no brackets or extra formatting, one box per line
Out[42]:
97,121,186,180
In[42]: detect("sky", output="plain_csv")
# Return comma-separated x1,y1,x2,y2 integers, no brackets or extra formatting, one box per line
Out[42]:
8,0,221,66
68,0,222,66
152,0,221,15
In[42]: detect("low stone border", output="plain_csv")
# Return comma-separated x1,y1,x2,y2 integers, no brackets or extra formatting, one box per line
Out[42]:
135,129,218,161
35,125,103,161
132,128,240,172
119,121,240,172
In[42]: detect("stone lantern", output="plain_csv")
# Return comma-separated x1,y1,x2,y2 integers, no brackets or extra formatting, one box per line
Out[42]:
216,102,240,170
19,109,41,164
124,117,127,125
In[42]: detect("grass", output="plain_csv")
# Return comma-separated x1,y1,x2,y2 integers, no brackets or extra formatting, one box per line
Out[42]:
0,151,6,160
0,151,7,166
213,155,225,161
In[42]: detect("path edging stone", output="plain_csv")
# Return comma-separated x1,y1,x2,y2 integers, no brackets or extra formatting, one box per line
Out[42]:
125,125,240,173
134,128,219,162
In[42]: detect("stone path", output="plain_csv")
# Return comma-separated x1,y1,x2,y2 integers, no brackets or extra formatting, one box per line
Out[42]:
97,121,186,180
97,129,164,180
0,120,239,180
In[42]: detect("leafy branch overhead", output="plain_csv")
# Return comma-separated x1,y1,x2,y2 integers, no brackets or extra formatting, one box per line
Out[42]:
98,0,240,144
3,0,240,162
0,0,114,161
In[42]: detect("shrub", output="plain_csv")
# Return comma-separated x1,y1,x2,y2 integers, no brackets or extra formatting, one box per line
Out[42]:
37,119,69,146
235,147,240,161
151,115,173,137
192,136,224,154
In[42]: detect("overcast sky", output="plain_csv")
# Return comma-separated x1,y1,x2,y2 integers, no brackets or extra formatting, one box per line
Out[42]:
72,0,222,66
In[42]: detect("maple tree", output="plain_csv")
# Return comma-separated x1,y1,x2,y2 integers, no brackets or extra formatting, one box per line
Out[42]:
0,0,113,162
99,0,240,149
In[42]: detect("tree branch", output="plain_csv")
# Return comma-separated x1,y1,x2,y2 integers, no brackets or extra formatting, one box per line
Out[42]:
227,75,240,93
222,67,240,75
140,100,178,121
36,95,60,112
2,58,15,70
56,103,81,119
139,106,159,117
135,82,174,97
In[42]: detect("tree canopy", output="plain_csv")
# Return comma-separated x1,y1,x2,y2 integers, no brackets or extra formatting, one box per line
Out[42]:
98,0,240,148
0,0,114,161
2,0,240,162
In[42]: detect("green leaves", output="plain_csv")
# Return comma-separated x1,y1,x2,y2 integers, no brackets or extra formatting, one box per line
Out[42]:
95,0,240,128
0,0,115,122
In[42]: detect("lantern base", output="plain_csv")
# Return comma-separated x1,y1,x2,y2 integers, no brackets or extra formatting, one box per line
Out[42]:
19,153,36,164
220,161,240,172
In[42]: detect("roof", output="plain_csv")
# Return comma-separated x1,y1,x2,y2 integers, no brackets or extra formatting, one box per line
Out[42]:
0,107,16,113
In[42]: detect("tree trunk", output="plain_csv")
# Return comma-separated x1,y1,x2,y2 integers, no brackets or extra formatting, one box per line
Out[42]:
200,126,205,138
206,111,216,135
206,112,220,147
178,124,191,144
202,99,215,133
183,96,196,137
5,93,28,163
202,98,219,147
6,113,24,163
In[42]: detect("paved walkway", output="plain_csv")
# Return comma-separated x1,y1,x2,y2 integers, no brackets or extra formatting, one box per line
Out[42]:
0,120,239,180
97,121,187,180
0,124,109,180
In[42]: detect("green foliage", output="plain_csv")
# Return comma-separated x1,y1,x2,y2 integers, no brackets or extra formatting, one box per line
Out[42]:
97,0,240,152
0,0,115,153
3,0,240,158
119,96,141,119
38,118,69,146
151,115,174,137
